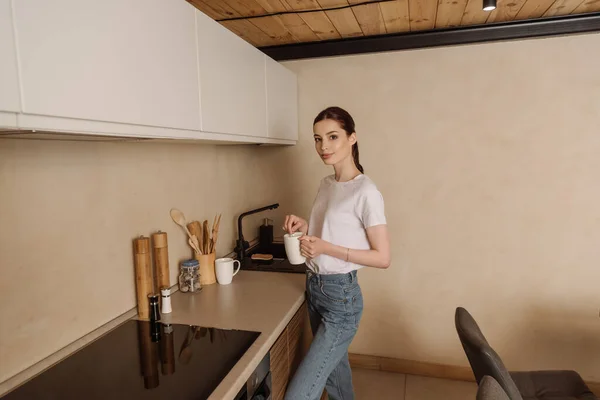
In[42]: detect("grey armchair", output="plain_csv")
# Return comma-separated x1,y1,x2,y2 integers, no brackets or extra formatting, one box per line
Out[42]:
478,376,510,400
455,307,597,400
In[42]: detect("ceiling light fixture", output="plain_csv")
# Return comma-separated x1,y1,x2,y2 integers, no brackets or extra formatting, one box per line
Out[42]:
483,0,496,11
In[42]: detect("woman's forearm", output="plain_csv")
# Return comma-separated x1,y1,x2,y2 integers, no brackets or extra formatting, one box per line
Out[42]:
324,242,390,269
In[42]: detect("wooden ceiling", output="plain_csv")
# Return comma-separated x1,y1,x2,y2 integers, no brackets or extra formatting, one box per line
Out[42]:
187,0,600,47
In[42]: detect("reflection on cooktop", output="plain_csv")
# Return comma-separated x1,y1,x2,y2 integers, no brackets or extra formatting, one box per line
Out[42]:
2,321,260,400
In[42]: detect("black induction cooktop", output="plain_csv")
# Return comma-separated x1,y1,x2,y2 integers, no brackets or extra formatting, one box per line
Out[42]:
2,320,260,400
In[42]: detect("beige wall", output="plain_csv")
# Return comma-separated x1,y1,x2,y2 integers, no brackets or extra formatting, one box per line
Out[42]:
2,32,600,387
280,33,600,381
0,139,286,382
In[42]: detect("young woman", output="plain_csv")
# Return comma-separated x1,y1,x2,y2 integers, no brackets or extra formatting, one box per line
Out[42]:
283,106,391,400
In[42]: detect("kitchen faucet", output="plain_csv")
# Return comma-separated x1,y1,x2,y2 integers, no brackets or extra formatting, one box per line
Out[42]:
235,203,279,262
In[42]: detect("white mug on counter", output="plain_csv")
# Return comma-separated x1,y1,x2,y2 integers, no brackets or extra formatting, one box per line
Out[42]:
215,257,241,285
284,232,306,265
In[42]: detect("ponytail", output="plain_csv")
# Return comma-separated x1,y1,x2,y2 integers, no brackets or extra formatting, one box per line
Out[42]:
352,142,364,174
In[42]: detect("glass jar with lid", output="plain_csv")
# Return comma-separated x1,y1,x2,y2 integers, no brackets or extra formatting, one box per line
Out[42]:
178,259,201,293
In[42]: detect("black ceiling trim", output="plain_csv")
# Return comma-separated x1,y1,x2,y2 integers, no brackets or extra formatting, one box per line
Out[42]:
259,12,600,61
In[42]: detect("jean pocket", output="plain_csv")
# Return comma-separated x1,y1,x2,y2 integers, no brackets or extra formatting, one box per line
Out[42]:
319,282,347,303
343,281,360,294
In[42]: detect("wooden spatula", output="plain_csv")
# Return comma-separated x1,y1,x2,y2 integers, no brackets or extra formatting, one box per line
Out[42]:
209,214,218,253
211,214,221,253
187,221,203,255
202,220,209,254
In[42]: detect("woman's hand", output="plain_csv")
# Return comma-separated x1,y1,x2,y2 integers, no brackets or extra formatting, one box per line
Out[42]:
283,214,308,235
299,236,329,259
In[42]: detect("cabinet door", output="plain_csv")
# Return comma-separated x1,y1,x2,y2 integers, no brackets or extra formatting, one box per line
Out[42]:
14,0,200,130
270,326,289,400
0,0,20,115
266,57,298,141
288,302,307,375
196,11,267,137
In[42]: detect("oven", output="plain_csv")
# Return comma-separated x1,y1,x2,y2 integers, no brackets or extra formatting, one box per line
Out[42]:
234,352,272,400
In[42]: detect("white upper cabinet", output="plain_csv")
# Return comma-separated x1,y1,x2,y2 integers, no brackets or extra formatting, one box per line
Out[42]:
13,0,200,130
196,10,267,138
266,57,298,141
0,0,20,116
1,2,297,143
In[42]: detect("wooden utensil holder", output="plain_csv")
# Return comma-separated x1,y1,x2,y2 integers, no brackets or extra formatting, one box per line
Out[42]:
194,252,216,285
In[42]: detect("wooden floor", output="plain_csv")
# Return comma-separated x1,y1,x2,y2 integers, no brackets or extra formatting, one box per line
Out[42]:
352,368,478,400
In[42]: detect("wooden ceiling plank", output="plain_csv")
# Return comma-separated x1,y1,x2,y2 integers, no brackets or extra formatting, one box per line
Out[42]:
250,16,299,43
278,13,322,41
515,0,556,19
436,0,469,27
221,19,278,46
350,2,387,35
189,0,243,19
543,0,585,16
222,0,300,46
486,0,528,22
317,0,349,6
409,0,438,30
572,0,600,13
283,0,342,39
254,0,289,12
284,0,323,11
221,0,268,16
297,11,343,39
380,0,411,32
318,0,363,38
325,8,365,37
461,0,494,25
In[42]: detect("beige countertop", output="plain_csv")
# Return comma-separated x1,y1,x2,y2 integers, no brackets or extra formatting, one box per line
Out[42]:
163,270,306,400
0,270,306,400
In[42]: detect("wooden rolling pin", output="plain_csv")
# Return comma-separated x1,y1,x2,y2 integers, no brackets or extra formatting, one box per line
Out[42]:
133,236,153,320
151,231,170,290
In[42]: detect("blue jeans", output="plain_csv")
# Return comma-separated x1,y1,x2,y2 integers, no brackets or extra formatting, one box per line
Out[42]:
285,270,364,400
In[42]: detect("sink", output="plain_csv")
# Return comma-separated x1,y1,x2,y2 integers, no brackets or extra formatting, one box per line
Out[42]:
242,242,307,274
246,242,287,259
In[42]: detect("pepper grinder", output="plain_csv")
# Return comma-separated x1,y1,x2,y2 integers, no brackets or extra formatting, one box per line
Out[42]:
148,294,161,323
160,287,172,314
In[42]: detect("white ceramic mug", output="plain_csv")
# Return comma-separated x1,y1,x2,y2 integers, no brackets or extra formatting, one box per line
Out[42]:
215,257,241,285
284,232,306,265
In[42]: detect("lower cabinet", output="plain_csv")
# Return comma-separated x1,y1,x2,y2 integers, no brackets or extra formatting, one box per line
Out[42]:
270,302,307,400
269,302,328,400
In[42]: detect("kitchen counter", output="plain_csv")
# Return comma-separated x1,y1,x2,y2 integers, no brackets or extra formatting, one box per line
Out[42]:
161,270,306,399
0,271,306,400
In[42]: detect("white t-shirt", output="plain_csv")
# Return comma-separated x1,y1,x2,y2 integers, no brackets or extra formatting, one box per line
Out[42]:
306,174,387,275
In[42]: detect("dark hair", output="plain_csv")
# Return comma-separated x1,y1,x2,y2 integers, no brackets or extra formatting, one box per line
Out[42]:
313,106,364,174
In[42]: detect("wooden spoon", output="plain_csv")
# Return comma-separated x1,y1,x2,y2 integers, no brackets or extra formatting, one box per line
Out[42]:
170,208,191,236
170,209,201,253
